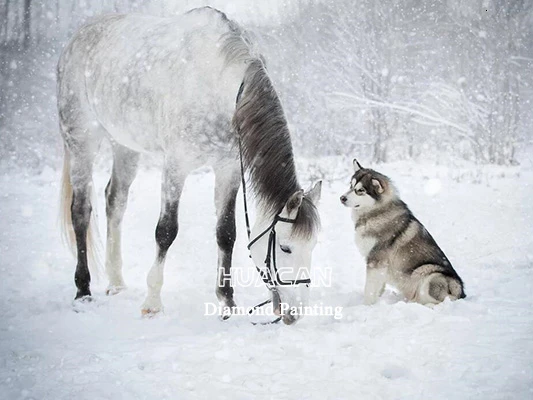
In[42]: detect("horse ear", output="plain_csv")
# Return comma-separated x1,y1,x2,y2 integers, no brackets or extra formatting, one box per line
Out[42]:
353,158,363,171
306,180,322,205
284,189,304,217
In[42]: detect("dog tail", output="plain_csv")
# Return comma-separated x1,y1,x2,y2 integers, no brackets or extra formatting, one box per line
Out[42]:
447,276,466,300
60,147,76,252
426,273,466,302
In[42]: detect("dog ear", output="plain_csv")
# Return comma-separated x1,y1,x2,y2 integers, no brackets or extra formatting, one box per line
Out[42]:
305,180,322,205
371,178,384,194
284,189,304,218
353,158,363,171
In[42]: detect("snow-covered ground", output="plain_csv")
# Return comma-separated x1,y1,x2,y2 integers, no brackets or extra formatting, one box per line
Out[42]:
0,157,532,399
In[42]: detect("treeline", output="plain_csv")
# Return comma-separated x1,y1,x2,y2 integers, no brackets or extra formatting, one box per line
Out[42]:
257,0,533,165
1,0,532,169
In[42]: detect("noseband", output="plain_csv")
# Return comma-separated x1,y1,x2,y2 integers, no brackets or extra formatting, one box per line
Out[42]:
247,215,311,287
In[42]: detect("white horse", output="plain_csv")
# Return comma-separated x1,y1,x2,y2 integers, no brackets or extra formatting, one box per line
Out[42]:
58,7,321,324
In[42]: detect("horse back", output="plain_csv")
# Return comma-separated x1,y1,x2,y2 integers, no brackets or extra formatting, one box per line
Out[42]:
58,8,248,155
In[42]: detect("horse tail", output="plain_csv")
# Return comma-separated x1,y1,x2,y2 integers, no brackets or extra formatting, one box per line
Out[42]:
60,146,101,277
60,146,75,252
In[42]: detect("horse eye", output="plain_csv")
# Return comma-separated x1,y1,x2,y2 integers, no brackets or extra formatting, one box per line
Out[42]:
280,245,292,254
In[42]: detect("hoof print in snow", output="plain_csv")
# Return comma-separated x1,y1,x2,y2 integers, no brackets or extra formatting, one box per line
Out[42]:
381,365,409,380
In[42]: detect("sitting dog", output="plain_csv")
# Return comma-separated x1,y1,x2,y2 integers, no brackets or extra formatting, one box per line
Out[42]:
340,159,465,305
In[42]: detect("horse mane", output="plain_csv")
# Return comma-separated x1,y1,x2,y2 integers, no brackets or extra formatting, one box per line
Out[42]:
220,30,319,238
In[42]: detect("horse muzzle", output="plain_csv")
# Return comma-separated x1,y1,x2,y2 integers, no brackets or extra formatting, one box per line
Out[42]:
272,290,281,315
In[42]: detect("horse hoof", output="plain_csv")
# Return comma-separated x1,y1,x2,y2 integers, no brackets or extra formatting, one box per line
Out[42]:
106,285,126,296
72,295,93,312
219,313,232,321
141,308,161,318
218,299,237,321
74,294,92,303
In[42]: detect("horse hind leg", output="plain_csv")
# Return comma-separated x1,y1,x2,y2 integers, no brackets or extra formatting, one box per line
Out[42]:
105,144,140,295
214,162,240,318
61,128,101,301
141,158,188,316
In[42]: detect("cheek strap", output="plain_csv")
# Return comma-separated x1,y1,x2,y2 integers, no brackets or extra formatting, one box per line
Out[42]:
248,215,311,287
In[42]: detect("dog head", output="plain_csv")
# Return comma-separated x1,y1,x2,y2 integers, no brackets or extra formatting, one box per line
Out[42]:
340,159,395,210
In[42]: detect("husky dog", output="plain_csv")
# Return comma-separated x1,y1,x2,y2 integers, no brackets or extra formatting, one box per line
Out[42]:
340,160,465,305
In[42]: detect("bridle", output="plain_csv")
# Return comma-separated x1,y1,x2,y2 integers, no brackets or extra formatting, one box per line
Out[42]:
235,82,310,324
246,214,311,287
237,134,310,324
238,134,312,284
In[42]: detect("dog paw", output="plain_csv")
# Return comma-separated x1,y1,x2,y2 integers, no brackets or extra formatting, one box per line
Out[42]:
364,297,378,306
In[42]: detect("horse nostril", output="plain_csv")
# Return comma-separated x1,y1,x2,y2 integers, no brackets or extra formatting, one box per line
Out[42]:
340,195,347,203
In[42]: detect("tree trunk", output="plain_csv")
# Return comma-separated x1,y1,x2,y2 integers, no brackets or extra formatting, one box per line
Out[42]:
2,0,10,43
22,0,31,49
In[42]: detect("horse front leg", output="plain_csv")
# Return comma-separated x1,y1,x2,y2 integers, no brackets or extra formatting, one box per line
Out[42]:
214,163,240,319
141,160,187,316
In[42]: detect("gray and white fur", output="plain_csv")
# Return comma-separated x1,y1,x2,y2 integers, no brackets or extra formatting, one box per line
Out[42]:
340,160,465,305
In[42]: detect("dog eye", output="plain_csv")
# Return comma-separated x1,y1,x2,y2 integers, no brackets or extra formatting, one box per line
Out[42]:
356,188,366,195
280,245,292,254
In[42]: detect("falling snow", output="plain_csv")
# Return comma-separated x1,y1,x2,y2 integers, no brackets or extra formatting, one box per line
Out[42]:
0,1,532,399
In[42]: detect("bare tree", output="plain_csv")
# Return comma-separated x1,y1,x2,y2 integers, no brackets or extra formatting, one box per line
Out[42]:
22,0,31,49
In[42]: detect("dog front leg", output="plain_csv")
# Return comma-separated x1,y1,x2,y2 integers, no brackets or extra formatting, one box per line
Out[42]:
364,266,387,305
